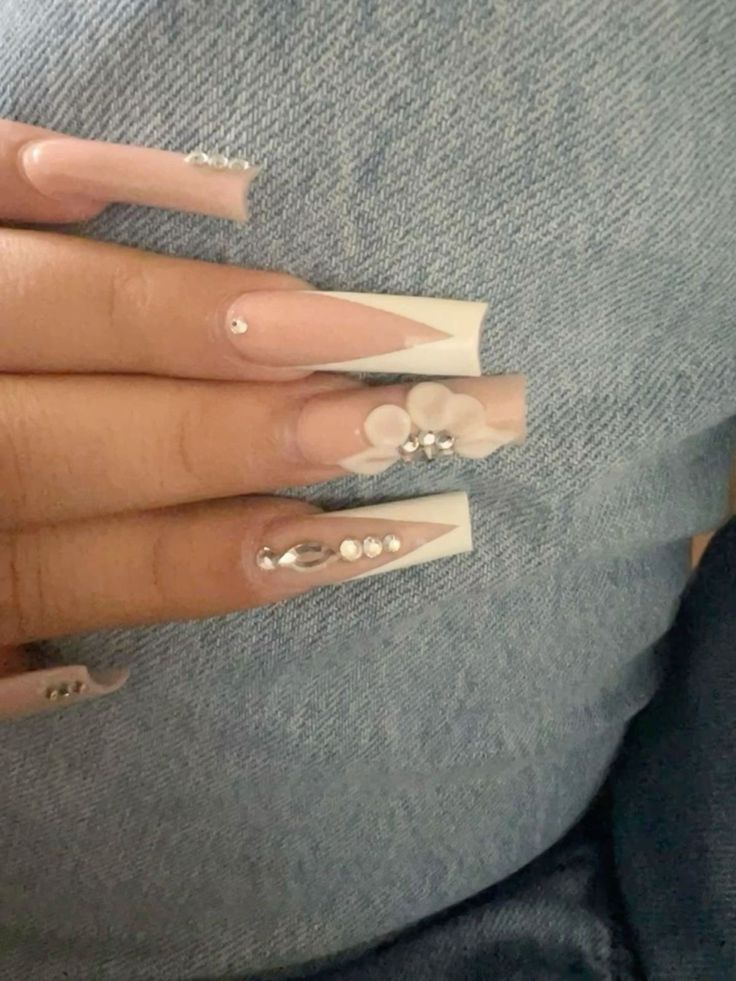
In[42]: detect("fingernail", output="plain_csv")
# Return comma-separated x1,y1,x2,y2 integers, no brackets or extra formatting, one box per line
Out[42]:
253,491,472,583
297,377,525,475
0,665,128,721
225,291,486,376
19,139,259,220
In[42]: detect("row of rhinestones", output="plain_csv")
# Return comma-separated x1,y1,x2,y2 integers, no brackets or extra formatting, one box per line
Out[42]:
184,150,251,171
400,430,456,460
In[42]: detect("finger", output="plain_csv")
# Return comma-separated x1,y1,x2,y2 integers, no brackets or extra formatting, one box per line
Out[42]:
0,120,105,223
0,375,524,527
0,228,312,381
1,228,489,383
0,492,472,644
0,644,29,678
0,118,257,223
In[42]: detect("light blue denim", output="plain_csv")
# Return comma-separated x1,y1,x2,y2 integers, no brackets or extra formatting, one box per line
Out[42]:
0,1,735,978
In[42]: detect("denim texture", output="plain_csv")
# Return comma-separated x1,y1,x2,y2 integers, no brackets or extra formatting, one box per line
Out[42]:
275,798,642,981
0,1,735,978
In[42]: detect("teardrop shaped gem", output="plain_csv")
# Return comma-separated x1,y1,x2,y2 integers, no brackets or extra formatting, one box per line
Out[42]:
277,542,339,572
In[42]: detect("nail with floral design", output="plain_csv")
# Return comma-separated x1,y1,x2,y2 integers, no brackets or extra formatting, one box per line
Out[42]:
296,376,525,476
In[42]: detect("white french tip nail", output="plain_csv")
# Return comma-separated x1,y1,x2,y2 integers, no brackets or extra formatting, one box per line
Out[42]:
0,664,129,720
316,491,473,579
304,293,485,376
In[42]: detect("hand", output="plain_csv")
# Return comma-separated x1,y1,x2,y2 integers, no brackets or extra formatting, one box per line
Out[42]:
0,119,523,716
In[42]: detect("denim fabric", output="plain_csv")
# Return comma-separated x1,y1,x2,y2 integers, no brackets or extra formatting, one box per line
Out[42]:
273,797,642,981
0,1,735,978
612,518,736,979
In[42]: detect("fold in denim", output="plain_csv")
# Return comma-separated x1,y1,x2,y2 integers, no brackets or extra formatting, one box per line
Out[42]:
0,1,734,978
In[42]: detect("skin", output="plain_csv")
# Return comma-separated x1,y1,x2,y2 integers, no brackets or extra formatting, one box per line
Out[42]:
0,120,363,669
0,118,730,678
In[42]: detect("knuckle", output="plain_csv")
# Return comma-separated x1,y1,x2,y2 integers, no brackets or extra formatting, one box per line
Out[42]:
144,523,177,614
0,532,43,644
169,389,209,488
0,377,34,525
106,254,157,345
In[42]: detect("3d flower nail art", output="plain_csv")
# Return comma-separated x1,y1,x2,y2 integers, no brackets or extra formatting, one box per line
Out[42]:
338,382,520,476
295,375,526,477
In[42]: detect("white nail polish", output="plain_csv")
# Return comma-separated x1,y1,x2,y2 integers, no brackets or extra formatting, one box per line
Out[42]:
304,293,485,376
315,491,473,579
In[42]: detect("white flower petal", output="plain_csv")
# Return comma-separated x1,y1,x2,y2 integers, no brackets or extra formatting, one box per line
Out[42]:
338,447,400,475
405,382,453,431
443,393,486,436
363,404,412,448
455,426,517,459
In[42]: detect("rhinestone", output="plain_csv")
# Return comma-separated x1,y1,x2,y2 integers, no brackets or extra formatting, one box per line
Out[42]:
256,547,278,571
363,536,383,558
382,534,401,553
58,684,72,698
230,318,248,335
184,150,209,166
228,157,251,171
436,431,456,452
339,538,363,562
278,543,337,571
419,431,436,447
399,434,420,461
208,153,229,169
72,681,86,694
46,687,60,701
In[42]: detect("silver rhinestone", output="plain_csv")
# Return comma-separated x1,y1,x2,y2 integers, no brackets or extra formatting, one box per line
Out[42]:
184,150,209,166
228,157,251,171
208,153,229,170
400,434,420,461
256,547,278,571
363,536,383,558
339,538,363,562
278,543,338,572
58,684,72,699
419,431,436,447
46,687,60,701
72,681,86,695
230,318,248,335
383,534,402,553
436,431,455,452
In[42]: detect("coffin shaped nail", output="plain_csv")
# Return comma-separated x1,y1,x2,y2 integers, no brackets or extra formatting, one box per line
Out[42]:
19,138,259,220
253,491,472,583
0,664,129,721
297,376,525,475
225,291,486,376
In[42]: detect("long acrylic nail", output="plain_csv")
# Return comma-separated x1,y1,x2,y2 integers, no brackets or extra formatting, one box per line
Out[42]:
253,491,472,582
225,291,486,376
297,377,525,475
0,665,128,721
19,138,259,220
